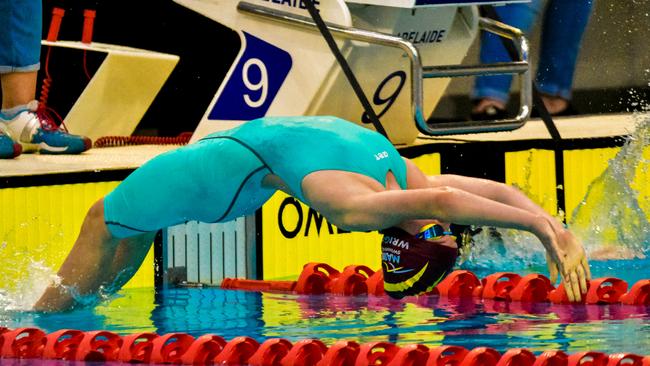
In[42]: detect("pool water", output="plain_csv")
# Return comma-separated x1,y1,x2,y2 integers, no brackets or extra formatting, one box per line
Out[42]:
1,258,649,357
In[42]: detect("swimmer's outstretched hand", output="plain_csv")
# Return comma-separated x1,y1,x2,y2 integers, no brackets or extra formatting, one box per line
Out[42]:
545,229,591,302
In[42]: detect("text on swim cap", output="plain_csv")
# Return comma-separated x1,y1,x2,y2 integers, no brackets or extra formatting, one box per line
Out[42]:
382,252,400,264
382,235,410,250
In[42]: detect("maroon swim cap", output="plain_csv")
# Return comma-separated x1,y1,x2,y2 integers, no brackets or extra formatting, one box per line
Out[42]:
381,227,459,299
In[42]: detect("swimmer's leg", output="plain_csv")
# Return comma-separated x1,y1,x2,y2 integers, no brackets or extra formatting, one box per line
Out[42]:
33,199,154,312
107,231,156,291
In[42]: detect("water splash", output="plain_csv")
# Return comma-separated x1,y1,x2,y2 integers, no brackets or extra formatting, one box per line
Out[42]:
461,111,650,271
0,259,60,311
0,219,62,311
570,111,650,260
0,261,60,311
0,214,132,312
458,226,546,274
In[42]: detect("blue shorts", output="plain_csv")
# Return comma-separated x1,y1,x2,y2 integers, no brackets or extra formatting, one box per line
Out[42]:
104,139,275,238
0,0,42,73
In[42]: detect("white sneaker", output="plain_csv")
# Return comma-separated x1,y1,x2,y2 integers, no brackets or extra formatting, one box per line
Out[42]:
0,125,22,159
2,101,92,155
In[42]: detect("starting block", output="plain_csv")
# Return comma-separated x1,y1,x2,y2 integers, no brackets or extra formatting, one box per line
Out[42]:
177,0,531,145
42,41,179,142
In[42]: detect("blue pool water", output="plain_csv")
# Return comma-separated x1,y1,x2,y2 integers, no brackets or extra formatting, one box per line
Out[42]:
1,258,649,357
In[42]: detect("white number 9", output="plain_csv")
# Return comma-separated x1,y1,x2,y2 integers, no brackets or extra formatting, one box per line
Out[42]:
242,58,268,108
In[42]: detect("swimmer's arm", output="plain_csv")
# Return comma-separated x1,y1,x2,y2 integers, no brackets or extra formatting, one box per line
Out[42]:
424,174,592,293
342,187,553,243
426,174,565,233
341,187,589,302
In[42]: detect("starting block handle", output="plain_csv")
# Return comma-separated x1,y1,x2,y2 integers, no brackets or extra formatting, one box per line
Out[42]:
420,17,532,135
238,2,531,137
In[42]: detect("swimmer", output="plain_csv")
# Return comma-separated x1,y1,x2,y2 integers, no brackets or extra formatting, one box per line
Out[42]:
34,116,590,311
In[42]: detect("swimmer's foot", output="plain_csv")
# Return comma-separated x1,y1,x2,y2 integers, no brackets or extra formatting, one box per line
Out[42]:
0,128,22,159
1,101,92,155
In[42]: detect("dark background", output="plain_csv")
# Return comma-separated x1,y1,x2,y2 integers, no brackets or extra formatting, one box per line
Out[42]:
41,0,240,136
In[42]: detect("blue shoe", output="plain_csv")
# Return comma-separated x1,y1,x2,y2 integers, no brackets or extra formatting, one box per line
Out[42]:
0,128,22,159
4,102,92,155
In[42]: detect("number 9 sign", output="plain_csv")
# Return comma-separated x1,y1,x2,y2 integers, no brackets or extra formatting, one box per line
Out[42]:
209,32,293,121
362,71,406,124
242,58,269,108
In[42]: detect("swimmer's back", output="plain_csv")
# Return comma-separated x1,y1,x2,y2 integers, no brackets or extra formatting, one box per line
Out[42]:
200,116,407,201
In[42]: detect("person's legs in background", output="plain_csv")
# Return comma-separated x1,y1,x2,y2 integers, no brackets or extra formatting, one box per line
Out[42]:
0,0,91,157
1,72,38,111
471,0,543,120
0,0,41,158
0,73,28,159
536,0,594,115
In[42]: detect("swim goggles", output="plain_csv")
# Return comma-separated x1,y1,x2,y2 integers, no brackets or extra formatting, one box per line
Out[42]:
416,224,454,241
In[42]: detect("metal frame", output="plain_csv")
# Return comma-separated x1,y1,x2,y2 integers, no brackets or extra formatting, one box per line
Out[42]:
238,1,531,136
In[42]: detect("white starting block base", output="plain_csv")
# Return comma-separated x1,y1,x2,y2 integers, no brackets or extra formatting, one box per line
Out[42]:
42,41,179,142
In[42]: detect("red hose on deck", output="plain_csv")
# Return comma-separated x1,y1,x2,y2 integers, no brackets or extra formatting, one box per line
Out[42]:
94,132,194,148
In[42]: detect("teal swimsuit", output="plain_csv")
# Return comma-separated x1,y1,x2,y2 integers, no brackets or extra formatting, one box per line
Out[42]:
104,116,408,238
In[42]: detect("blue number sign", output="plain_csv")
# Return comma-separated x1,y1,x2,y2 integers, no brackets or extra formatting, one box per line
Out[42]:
209,32,293,120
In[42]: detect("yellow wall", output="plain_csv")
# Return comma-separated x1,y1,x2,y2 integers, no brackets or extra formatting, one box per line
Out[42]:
261,193,383,280
504,148,628,221
0,182,154,293
505,149,557,215
563,148,620,220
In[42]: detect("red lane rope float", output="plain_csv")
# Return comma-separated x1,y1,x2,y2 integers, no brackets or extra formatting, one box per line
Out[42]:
221,263,650,308
0,327,648,364
76,330,122,362
620,280,650,305
118,332,158,363
94,132,194,148
0,328,46,359
43,329,85,360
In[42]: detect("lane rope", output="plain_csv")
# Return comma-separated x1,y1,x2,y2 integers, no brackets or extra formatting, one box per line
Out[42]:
221,263,650,307
0,326,647,364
